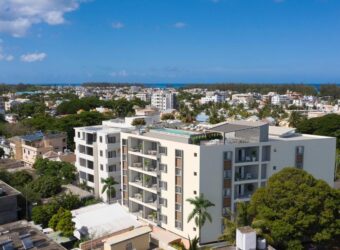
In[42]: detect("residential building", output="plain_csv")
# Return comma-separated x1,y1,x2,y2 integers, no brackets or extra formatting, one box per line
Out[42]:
74,120,135,202
9,131,67,167
4,98,30,111
151,91,176,111
200,92,226,104
271,94,290,105
4,113,18,124
42,150,76,164
0,181,21,225
120,121,335,244
0,220,66,250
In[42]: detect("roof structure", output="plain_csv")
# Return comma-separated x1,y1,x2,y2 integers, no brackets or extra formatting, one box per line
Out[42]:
72,203,141,239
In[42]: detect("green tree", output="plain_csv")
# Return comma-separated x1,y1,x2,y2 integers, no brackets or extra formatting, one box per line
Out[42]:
101,177,119,203
49,208,75,237
249,168,340,249
28,176,61,198
161,113,175,120
188,236,199,250
131,118,146,126
288,111,306,128
186,194,215,240
33,158,76,184
219,202,251,245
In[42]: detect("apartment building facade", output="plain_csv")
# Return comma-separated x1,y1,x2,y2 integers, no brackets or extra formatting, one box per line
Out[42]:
74,120,135,202
120,121,335,244
151,91,176,111
9,131,67,167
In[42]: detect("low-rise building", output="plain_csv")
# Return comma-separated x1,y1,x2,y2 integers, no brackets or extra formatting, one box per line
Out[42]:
0,181,21,225
9,131,67,167
0,220,66,250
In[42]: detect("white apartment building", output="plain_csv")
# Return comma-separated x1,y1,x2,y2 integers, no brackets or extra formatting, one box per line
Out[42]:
200,92,226,104
120,121,335,244
151,91,175,111
74,120,135,202
271,94,290,105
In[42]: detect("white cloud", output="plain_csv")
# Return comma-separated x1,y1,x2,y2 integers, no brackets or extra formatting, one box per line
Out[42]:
110,70,128,77
20,52,47,62
173,22,187,29
112,21,124,30
0,0,83,37
0,44,14,62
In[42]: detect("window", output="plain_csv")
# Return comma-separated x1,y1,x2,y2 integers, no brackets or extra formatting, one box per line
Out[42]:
194,172,197,176
175,149,183,158
273,166,277,170
108,165,116,172
193,227,196,231
86,147,93,156
160,214,167,224
224,170,232,179
100,150,103,157
159,198,167,207
122,139,127,146
175,168,182,176
107,136,116,144
159,146,167,155
262,146,271,161
87,160,94,169
159,164,167,173
224,151,232,160
175,186,182,194
159,181,167,190
126,242,133,250
99,136,102,143
108,151,116,158
296,146,304,155
79,171,86,180
79,145,86,153
175,221,182,229
261,164,267,179
100,164,103,171
175,203,182,212
223,188,231,198
194,153,197,157
87,174,94,183
193,191,197,195
78,132,80,138
79,158,86,167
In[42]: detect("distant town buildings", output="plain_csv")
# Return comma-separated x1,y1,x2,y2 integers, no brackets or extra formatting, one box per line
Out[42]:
9,131,67,167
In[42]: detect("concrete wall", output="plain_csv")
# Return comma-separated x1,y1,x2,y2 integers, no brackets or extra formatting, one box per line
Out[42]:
103,233,150,250
0,195,18,224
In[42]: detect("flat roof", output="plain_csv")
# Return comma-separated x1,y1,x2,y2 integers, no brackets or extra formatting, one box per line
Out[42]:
72,203,141,239
0,180,21,197
0,220,66,250
209,120,267,133
104,226,151,245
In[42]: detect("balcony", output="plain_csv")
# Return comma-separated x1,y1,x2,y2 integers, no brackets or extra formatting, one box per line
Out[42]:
234,183,258,201
235,165,259,182
235,147,259,163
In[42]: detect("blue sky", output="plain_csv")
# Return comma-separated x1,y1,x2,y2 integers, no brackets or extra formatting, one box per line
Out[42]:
0,0,340,84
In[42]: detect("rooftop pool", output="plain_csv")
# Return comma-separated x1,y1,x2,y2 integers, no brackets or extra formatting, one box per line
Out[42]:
151,128,197,137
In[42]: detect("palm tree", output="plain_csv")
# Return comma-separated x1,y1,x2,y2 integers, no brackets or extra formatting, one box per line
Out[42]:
288,111,306,128
101,177,118,204
186,194,215,240
188,236,199,250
